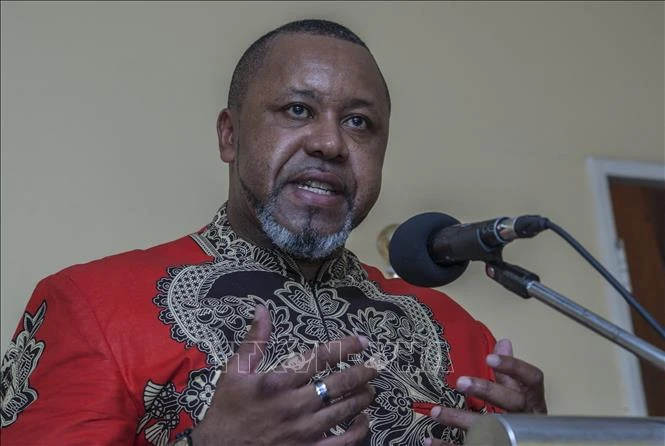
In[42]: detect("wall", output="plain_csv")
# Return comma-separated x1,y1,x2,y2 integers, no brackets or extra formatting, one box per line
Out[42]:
2,1,663,416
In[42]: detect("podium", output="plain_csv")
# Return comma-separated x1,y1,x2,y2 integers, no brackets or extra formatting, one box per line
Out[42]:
465,414,665,446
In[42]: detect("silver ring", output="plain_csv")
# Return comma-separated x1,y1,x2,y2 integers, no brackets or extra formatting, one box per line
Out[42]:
313,379,331,405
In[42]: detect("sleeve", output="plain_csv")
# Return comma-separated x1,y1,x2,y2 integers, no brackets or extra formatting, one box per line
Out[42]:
1,273,140,445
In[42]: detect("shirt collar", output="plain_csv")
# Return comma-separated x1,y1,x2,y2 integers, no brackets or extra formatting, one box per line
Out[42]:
201,202,365,284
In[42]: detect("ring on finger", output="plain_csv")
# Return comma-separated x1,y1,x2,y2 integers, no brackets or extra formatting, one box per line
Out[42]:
313,379,331,406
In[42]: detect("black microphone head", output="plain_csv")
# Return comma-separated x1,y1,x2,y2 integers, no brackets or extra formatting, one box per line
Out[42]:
388,212,469,288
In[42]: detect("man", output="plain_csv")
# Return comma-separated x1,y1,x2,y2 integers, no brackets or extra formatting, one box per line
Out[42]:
1,19,546,445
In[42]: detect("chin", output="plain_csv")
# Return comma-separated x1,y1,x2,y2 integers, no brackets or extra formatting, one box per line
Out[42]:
287,219,347,236
259,207,353,260
275,204,349,234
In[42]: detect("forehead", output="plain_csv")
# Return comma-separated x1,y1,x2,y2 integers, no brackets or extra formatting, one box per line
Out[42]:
247,33,389,111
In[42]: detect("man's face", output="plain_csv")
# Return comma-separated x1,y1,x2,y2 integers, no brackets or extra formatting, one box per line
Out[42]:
220,33,390,258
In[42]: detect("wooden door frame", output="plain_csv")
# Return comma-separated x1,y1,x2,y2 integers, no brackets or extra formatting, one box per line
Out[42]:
586,156,665,416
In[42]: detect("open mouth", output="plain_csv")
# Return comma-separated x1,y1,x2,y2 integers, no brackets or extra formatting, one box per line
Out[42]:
295,180,338,196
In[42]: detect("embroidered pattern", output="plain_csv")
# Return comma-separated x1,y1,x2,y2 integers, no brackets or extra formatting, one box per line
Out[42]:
142,204,467,445
137,367,221,445
0,301,47,427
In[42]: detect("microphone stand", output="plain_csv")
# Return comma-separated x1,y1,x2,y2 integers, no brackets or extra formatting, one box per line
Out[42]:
484,260,665,372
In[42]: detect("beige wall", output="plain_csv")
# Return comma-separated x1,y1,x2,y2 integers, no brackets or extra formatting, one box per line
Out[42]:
1,1,663,416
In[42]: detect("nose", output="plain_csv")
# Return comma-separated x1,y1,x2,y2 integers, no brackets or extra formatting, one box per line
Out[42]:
304,117,349,161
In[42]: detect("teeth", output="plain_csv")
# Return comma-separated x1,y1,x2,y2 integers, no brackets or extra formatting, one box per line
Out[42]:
297,180,335,195
305,180,333,190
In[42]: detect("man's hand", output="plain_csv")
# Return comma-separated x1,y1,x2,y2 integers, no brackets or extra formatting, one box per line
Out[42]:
425,339,547,446
189,304,377,446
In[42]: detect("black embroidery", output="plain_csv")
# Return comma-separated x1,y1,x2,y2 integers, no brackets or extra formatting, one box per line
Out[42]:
1,301,47,427
179,368,220,421
137,380,183,446
142,204,467,445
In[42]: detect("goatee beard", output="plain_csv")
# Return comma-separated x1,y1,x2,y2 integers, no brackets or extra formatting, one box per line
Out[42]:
240,177,354,260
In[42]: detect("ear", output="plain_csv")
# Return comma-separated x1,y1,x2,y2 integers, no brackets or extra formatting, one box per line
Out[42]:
217,108,236,163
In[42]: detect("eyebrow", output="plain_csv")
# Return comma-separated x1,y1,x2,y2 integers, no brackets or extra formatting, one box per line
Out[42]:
343,98,375,110
285,88,318,100
283,88,377,110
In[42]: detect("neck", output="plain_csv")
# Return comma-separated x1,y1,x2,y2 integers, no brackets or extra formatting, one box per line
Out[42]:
226,201,274,249
295,259,325,282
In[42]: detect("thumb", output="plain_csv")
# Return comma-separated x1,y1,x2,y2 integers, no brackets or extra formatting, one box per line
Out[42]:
231,304,272,375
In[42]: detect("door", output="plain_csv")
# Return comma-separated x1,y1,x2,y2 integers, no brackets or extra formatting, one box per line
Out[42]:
608,177,665,416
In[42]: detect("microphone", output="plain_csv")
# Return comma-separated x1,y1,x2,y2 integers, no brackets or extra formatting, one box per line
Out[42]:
388,212,549,287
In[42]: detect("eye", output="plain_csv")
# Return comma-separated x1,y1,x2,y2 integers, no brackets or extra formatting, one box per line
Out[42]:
285,103,312,119
345,115,368,129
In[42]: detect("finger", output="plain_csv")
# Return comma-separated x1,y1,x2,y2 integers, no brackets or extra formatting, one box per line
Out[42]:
456,376,526,412
429,405,480,431
274,335,370,387
488,358,520,391
493,338,513,356
307,384,375,435
227,304,272,375
488,354,547,414
488,338,523,390
486,355,545,389
298,364,378,411
314,413,370,446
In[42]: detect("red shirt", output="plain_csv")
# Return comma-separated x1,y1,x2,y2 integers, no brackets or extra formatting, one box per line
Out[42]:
1,205,498,445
